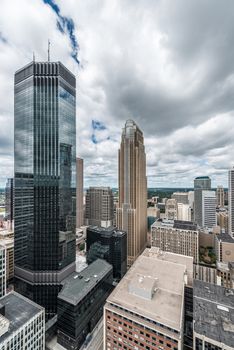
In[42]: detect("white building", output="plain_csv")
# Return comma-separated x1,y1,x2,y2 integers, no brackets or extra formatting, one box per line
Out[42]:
202,191,217,229
0,246,6,298
177,203,192,222
228,167,234,238
0,292,45,350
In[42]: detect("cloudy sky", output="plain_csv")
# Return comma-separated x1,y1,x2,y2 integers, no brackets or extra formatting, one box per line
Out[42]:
0,0,234,188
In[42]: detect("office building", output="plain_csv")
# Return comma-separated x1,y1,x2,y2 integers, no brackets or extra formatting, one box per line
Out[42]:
193,264,217,285
117,120,147,266
0,247,6,298
0,291,45,349
147,207,160,230
194,280,234,350
194,176,211,227
57,259,113,350
5,178,13,226
229,167,234,238
14,61,76,319
76,158,84,228
177,203,192,222
215,231,234,263
86,226,127,280
151,220,199,263
165,198,178,220
85,187,114,227
0,239,13,284
171,192,189,204
201,190,217,229
217,210,228,232
216,185,225,207
104,248,193,350
216,261,234,288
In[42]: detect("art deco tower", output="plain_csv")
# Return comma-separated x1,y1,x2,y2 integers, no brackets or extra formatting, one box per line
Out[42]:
14,61,76,319
116,120,147,266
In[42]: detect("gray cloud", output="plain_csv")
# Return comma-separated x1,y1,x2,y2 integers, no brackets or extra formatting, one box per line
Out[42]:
0,0,234,188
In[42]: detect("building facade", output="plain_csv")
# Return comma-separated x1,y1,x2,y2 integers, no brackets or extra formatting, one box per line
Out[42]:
215,232,234,263
217,210,228,232
5,179,13,226
14,61,76,319
85,187,114,227
216,185,225,207
201,191,217,229
151,220,199,263
116,120,147,266
0,239,13,285
177,203,192,222
104,248,193,350
228,167,234,238
171,192,189,204
86,226,127,280
194,176,211,227
76,158,84,228
165,198,178,220
0,292,45,350
57,259,113,350
0,246,6,298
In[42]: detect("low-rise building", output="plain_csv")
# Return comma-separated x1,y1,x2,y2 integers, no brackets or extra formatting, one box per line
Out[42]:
194,280,234,350
215,231,234,263
151,220,199,263
57,259,113,350
104,247,193,350
0,291,45,349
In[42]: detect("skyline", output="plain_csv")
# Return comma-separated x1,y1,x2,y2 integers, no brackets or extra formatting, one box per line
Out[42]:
1,0,234,188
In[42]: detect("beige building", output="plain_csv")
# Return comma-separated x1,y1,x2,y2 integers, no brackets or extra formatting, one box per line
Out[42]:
76,158,84,228
151,220,199,263
85,187,114,227
217,210,228,232
165,198,178,220
116,120,147,266
171,192,188,204
104,247,193,350
215,231,234,263
216,185,225,207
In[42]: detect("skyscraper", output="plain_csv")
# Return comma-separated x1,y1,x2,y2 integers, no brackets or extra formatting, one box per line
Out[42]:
116,120,147,266
14,61,76,318
228,167,234,238
85,187,114,227
194,176,211,227
216,185,224,207
76,157,84,228
5,178,13,225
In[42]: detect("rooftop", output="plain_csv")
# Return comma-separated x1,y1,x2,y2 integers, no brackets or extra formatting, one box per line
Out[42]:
107,248,192,333
87,225,126,237
195,176,210,179
0,292,44,343
58,259,112,306
216,232,234,243
194,280,234,347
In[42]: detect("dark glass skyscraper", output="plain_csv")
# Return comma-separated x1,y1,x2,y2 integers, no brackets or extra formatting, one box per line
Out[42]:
14,61,76,319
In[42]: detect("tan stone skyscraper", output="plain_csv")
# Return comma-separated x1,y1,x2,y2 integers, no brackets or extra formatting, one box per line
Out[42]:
116,120,147,266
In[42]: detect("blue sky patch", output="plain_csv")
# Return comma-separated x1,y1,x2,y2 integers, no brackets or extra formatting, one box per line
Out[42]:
43,0,79,65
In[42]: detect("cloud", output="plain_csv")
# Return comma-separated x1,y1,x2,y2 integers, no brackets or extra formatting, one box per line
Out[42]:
1,0,234,188
42,0,79,64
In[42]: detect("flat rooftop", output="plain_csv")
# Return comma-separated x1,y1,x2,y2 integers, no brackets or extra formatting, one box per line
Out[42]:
88,226,126,237
107,248,190,333
194,280,234,347
58,259,112,306
0,291,44,343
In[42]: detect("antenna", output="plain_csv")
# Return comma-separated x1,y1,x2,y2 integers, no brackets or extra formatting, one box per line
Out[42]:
33,52,35,62
48,39,50,62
